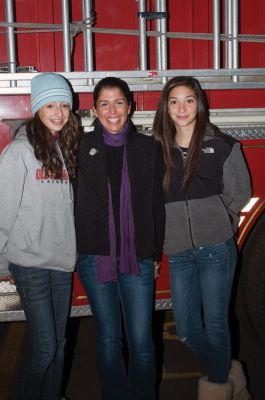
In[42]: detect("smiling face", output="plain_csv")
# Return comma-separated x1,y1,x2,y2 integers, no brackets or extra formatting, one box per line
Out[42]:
93,87,131,134
38,101,70,136
167,85,198,133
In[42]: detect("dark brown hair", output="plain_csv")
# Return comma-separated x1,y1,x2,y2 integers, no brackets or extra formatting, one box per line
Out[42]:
14,112,80,180
153,76,211,191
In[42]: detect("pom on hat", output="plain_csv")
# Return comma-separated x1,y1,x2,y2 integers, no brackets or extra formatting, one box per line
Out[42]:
31,73,73,114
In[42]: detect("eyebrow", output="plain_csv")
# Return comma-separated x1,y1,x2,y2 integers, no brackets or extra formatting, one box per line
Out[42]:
98,98,126,103
168,95,196,100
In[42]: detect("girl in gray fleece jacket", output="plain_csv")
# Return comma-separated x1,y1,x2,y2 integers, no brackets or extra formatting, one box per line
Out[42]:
153,76,252,400
0,73,80,400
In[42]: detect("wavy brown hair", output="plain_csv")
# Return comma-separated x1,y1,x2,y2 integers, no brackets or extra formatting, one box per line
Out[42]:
14,112,80,180
153,76,212,191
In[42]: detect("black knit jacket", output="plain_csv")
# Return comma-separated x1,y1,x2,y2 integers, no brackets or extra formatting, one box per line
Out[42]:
75,120,165,262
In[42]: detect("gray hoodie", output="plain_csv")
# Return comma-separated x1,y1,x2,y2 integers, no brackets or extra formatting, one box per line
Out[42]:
0,129,76,274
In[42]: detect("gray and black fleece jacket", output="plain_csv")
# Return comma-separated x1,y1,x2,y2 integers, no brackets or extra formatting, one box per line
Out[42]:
164,125,252,255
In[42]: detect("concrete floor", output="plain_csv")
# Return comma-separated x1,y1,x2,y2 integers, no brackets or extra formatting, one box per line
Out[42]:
64,311,205,400
0,310,263,399
0,311,205,400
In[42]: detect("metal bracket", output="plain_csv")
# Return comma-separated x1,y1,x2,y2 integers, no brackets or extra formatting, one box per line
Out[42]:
138,12,167,20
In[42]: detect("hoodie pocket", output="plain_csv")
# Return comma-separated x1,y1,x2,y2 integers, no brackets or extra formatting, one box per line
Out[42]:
10,208,40,250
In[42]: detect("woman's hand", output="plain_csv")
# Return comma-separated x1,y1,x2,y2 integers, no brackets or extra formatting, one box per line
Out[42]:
153,261,161,279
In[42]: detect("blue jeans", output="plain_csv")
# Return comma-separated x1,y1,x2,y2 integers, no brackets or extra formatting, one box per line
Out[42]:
77,255,156,400
168,238,237,383
9,264,72,400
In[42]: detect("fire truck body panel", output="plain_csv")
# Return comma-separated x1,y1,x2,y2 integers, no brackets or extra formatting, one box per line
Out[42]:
0,1,265,327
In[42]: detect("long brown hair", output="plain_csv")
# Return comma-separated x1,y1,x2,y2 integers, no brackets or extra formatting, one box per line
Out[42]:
14,112,80,180
153,76,210,191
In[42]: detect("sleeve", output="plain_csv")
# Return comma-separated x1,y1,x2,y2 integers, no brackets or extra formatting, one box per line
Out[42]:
221,141,252,232
153,140,166,262
0,254,9,276
0,142,27,256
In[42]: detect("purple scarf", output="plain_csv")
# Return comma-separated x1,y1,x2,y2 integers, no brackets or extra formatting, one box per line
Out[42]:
96,122,140,283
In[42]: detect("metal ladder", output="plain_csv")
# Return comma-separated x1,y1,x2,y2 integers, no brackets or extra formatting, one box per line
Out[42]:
1,0,265,94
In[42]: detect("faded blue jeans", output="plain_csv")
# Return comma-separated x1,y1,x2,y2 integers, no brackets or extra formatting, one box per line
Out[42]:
77,255,156,400
168,238,237,383
9,264,72,400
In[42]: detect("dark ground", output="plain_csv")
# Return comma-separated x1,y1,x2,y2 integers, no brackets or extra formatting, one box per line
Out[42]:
0,310,264,399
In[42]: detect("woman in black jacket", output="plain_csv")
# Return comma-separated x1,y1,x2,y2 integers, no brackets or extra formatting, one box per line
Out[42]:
153,76,252,400
75,77,165,400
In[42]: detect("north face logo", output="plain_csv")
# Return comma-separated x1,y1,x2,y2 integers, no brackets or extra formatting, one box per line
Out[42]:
202,147,214,154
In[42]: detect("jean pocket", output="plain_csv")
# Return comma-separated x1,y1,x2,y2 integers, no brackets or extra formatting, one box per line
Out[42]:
77,254,95,267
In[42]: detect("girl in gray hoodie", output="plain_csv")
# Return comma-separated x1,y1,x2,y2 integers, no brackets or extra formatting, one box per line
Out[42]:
0,73,80,400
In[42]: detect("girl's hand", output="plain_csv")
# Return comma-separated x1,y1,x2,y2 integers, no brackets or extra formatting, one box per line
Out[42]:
153,261,161,279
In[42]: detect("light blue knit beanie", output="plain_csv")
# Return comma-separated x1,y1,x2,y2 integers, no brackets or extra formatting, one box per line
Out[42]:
31,72,73,114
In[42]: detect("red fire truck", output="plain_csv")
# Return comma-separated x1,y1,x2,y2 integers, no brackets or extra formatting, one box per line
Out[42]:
0,0,265,360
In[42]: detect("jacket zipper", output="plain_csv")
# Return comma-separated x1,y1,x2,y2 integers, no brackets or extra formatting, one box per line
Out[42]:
178,146,195,248
185,194,195,248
